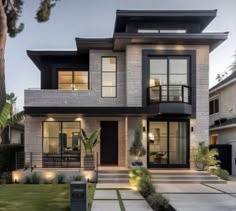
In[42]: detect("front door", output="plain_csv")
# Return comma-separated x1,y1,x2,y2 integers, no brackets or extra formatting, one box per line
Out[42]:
100,121,118,165
148,120,189,168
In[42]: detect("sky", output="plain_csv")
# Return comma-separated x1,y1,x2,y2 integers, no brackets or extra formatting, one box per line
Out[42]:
5,0,236,110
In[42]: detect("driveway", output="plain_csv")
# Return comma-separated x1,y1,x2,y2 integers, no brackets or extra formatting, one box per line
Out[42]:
155,181,236,211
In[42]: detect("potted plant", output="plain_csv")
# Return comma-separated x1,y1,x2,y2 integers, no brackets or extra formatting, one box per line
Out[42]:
192,142,220,171
129,125,146,167
79,128,100,170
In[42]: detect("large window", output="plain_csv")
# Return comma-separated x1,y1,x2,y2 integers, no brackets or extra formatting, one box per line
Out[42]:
43,121,81,155
149,57,189,102
148,120,188,167
102,57,117,97
58,71,88,90
209,98,219,115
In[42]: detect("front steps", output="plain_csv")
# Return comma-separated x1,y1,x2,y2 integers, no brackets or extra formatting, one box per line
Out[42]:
97,169,226,184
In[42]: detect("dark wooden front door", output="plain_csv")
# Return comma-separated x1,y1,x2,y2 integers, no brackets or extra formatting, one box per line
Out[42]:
100,121,118,165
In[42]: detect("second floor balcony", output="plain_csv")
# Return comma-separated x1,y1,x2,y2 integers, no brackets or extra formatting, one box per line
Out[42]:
148,85,191,105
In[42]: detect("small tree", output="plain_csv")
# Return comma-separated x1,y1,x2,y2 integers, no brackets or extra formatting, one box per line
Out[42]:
192,142,220,171
129,125,146,165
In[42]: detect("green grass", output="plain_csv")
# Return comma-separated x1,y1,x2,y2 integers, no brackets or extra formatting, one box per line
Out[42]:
0,183,96,211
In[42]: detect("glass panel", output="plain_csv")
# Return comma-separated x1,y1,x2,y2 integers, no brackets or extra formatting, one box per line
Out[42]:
102,57,116,72
161,86,167,101
150,59,167,74
58,71,73,84
74,71,88,83
169,75,187,85
183,87,189,103
160,29,186,33
169,122,187,164
169,86,182,102
149,86,160,103
102,87,116,97
169,59,187,74
102,73,116,86
58,84,73,90
43,122,60,154
62,122,81,154
149,122,168,165
74,84,88,90
150,75,167,86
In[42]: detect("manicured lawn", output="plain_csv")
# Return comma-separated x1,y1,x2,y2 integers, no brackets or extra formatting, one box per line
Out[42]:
0,183,96,211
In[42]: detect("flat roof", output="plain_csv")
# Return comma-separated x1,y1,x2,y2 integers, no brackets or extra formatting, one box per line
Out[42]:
114,10,217,33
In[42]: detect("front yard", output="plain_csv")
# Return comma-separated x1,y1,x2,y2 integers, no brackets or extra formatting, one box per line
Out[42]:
0,184,96,211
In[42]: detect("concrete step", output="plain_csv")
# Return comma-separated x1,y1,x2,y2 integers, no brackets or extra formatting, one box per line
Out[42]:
98,178,129,183
98,170,129,174
151,175,219,180
98,174,129,179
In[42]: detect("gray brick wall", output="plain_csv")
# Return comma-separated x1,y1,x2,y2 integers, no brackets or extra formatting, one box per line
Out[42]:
25,50,126,107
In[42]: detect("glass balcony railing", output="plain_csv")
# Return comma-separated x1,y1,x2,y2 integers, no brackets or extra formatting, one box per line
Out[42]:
148,85,191,105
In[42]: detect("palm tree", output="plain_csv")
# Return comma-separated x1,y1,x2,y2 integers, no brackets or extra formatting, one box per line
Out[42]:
0,93,24,144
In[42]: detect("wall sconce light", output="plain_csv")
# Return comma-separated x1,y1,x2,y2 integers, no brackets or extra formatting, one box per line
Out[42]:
142,126,146,132
191,127,194,132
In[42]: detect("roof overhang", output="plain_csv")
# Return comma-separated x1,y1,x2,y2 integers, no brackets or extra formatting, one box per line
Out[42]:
75,38,113,51
114,10,217,33
113,32,228,52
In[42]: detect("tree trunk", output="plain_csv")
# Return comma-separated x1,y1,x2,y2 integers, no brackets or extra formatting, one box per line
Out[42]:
0,1,7,112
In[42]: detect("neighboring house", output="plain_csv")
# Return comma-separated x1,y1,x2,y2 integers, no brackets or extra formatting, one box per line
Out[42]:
209,71,236,175
24,10,227,170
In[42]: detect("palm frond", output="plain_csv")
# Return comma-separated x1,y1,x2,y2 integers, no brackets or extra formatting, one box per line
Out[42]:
7,111,24,126
0,102,11,128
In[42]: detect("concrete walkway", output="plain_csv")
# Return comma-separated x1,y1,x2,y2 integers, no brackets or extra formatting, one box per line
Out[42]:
155,182,236,211
92,188,152,211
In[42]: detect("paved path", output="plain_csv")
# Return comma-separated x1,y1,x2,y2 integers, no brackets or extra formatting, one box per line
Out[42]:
155,182,236,211
92,188,152,211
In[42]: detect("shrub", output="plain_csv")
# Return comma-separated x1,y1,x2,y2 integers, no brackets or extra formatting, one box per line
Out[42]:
209,167,229,180
73,175,83,181
139,176,156,198
31,173,41,184
24,176,31,184
147,192,169,211
129,167,150,189
0,172,12,184
56,173,65,184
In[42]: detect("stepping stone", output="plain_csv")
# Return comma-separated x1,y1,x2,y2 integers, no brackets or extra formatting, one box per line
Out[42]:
96,183,130,189
123,200,153,211
94,190,118,199
119,190,143,200
206,182,236,193
91,200,120,211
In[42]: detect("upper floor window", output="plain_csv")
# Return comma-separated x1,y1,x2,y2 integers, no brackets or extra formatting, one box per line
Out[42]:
138,29,186,34
149,57,188,87
58,71,88,90
101,57,117,97
209,98,219,115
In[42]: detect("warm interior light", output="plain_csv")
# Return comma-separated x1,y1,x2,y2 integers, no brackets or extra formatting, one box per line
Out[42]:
75,117,82,121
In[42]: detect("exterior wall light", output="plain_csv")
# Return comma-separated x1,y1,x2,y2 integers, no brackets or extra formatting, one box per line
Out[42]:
191,127,194,132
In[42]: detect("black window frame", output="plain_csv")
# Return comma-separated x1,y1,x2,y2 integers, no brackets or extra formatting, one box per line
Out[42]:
209,98,219,115
101,56,117,98
57,69,89,90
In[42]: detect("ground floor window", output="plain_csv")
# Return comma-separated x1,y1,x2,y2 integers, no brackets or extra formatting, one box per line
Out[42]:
148,120,189,168
210,134,219,145
42,121,81,167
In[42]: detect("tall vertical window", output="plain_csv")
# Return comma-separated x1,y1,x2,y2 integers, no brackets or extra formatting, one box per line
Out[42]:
102,57,117,97
58,71,88,90
209,98,219,115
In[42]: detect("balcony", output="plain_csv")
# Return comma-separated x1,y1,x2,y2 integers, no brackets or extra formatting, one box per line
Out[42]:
148,85,192,115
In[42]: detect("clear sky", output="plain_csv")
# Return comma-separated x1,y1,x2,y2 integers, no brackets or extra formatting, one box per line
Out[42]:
5,0,236,110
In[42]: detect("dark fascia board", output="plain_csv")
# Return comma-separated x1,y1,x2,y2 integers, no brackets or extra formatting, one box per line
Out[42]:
27,50,85,72
24,106,192,117
114,9,217,33
75,38,113,51
113,32,228,52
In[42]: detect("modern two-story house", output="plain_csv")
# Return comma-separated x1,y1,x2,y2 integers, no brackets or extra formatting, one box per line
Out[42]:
24,10,227,170
209,71,236,175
